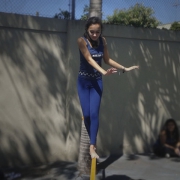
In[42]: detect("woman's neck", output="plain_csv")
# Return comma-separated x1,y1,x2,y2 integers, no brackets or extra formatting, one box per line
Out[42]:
87,37,99,48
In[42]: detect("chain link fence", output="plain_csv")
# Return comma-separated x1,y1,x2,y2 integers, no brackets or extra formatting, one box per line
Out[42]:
0,0,180,24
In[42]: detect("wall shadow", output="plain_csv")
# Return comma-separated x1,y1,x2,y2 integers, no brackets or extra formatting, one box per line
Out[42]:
98,24,180,156
0,14,180,168
0,15,75,167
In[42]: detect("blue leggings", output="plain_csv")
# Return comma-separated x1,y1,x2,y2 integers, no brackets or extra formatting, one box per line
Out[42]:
77,76,103,145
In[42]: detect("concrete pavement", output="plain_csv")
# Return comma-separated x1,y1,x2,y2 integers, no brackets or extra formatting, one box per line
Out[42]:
2,154,180,180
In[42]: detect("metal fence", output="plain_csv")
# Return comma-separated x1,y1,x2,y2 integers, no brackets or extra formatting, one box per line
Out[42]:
0,0,180,24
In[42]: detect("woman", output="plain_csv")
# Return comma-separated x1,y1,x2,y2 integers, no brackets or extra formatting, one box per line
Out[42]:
77,16,139,159
153,118,180,157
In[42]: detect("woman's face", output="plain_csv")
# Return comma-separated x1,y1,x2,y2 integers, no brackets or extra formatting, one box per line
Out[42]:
167,122,175,132
88,24,101,41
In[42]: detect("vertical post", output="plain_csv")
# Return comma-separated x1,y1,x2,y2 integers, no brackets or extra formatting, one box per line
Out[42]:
90,158,96,180
71,0,75,20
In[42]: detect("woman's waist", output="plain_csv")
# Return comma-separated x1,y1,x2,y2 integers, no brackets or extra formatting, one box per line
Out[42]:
78,70,102,78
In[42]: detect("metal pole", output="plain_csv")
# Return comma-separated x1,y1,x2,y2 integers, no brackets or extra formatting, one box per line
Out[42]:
71,0,75,20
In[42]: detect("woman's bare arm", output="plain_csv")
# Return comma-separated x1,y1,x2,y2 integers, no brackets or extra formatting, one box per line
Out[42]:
77,37,117,75
102,37,139,72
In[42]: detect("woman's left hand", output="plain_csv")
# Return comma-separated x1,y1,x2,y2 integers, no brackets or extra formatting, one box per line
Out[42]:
124,66,139,72
175,147,180,156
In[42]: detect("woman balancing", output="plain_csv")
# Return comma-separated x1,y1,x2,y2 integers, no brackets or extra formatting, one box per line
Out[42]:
77,17,139,159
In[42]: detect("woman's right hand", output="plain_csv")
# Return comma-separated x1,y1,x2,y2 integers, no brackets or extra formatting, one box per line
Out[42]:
104,67,117,75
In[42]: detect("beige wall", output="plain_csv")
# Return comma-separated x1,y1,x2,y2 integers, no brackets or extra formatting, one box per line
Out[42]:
0,12,180,167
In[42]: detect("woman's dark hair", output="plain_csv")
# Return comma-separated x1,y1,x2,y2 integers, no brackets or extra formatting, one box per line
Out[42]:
162,118,179,143
84,16,103,48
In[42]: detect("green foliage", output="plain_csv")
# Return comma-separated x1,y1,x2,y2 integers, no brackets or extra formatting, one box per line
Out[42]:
105,3,160,28
80,5,89,21
54,9,70,19
170,22,180,31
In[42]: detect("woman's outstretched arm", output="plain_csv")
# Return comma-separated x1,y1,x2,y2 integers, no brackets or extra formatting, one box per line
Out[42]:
102,37,139,72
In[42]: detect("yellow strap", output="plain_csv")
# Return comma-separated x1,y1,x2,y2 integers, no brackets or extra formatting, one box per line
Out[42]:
90,158,96,180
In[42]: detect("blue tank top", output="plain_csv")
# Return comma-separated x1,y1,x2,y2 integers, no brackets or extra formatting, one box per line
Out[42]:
79,37,104,79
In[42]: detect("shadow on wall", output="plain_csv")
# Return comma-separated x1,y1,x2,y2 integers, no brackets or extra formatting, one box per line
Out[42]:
126,34,180,153
0,17,180,167
0,17,80,167
98,27,180,156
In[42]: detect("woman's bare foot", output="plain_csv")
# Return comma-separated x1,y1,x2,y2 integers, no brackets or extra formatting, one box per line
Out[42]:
90,145,99,159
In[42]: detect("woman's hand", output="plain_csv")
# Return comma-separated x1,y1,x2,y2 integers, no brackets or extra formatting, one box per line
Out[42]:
174,147,180,156
124,65,139,72
104,67,117,75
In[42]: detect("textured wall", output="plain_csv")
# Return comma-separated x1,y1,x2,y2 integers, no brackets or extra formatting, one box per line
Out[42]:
0,13,68,166
0,12,180,167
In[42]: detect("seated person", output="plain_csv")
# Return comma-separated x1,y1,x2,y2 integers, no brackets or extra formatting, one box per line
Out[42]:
153,118,180,158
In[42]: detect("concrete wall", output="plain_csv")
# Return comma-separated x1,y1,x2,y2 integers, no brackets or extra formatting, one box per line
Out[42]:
0,12,180,167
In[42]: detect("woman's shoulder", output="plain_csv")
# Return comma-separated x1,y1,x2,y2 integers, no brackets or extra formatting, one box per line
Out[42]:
101,36,107,46
77,37,85,42
77,37,87,46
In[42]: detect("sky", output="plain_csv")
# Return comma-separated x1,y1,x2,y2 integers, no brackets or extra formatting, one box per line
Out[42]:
0,0,180,24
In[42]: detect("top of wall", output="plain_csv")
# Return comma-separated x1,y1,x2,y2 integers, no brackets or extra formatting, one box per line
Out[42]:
0,12,67,33
102,23,180,42
1,12,180,42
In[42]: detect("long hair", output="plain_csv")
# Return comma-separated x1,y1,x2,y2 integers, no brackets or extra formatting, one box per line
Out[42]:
162,118,179,143
84,16,103,48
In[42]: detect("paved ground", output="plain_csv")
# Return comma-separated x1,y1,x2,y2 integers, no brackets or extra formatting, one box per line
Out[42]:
1,154,180,180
